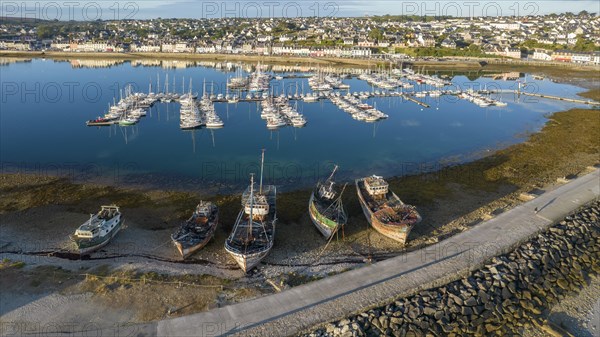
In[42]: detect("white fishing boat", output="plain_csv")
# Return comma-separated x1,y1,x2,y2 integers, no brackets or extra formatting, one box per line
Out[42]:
225,151,276,272
70,205,122,254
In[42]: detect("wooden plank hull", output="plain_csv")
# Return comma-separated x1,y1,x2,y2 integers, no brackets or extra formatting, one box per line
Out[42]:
225,218,275,273
226,246,272,273
226,184,276,273
171,208,218,259
173,233,213,259
308,194,338,239
356,179,415,245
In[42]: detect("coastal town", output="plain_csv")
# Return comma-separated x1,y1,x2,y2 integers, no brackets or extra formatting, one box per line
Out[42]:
1,12,599,64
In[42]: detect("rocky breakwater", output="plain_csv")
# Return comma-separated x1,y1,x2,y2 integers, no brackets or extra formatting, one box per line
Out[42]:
304,201,600,336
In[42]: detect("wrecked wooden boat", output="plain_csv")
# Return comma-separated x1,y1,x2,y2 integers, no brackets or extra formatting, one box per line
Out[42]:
309,165,347,239
171,201,219,259
356,175,421,244
225,150,276,272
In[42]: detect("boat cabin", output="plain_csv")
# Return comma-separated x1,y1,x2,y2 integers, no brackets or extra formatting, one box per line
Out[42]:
318,181,336,200
74,228,96,238
364,175,389,196
196,202,212,217
244,195,269,217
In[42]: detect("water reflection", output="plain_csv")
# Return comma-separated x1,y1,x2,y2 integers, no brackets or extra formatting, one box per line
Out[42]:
0,59,590,191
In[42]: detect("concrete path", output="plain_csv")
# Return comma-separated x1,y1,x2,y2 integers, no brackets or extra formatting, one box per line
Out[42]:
140,170,599,337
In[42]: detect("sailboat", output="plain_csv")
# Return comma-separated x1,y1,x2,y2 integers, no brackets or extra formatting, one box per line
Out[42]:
308,165,348,239
118,103,138,126
225,150,277,272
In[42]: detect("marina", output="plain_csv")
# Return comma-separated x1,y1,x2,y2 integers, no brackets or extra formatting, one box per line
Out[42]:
86,83,558,129
2,59,595,190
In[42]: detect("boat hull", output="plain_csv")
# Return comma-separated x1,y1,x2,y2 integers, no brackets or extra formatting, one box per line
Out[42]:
225,244,273,273
308,194,339,239
225,217,275,273
74,218,123,255
172,224,217,259
86,121,114,126
225,184,277,273
171,205,219,259
173,238,211,259
355,180,414,245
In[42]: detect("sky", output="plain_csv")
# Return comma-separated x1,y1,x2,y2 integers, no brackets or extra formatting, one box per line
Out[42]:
1,1,598,20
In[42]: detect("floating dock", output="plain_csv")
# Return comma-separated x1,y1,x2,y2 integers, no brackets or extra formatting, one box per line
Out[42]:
400,94,431,108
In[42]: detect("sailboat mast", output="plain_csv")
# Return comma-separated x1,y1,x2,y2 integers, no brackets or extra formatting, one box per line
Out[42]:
247,174,255,239
259,149,265,195
327,165,338,182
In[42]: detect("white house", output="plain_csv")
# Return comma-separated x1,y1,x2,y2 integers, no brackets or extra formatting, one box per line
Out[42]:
174,43,192,53
593,52,600,65
505,47,522,59
161,44,175,52
51,42,71,51
352,47,371,58
571,52,591,63
131,44,160,52
278,34,292,42
532,48,552,61
343,37,354,45
256,35,272,43
491,22,520,31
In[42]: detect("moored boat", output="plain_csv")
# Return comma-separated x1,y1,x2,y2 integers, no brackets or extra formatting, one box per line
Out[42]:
355,175,421,244
70,205,122,254
118,117,138,126
86,117,114,126
309,165,347,239
171,201,219,259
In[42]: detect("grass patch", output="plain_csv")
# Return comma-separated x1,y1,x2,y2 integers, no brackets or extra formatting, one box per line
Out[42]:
285,272,324,287
479,63,600,81
0,259,26,270
27,266,73,287
578,88,600,102
79,268,230,294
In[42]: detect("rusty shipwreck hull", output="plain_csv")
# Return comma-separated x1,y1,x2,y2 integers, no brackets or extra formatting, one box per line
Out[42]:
355,179,418,245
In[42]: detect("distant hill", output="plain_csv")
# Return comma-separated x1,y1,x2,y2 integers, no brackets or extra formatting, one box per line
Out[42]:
0,17,49,24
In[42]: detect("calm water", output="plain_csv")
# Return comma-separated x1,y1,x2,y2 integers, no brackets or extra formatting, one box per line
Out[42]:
0,59,590,192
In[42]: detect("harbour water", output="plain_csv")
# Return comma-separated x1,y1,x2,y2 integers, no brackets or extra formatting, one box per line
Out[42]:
0,59,591,192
